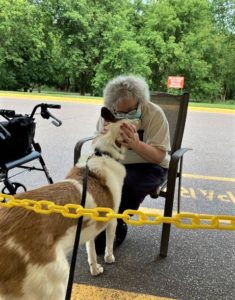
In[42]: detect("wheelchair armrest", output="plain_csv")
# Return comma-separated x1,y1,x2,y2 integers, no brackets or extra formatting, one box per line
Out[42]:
74,136,95,165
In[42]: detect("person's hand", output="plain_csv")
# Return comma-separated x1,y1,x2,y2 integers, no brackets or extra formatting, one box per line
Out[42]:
120,123,140,149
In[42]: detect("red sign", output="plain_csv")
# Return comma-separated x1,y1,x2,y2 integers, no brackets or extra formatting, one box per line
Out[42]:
167,76,184,89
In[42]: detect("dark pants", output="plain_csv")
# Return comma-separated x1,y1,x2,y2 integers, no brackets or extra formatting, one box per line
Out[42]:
118,163,167,213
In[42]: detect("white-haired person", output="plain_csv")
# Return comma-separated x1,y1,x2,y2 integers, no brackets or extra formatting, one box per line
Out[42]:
95,75,171,254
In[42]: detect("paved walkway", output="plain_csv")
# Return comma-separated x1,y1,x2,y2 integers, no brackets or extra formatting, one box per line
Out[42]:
1,93,234,300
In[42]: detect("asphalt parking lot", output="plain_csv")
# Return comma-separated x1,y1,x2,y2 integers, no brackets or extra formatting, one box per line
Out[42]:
0,93,234,300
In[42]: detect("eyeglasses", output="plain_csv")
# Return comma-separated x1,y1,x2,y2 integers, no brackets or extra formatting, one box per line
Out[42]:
113,104,141,120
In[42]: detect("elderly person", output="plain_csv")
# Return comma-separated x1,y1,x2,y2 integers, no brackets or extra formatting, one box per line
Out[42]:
95,75,171,254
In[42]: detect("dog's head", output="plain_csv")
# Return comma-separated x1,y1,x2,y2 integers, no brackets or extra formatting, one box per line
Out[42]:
92,107,140,161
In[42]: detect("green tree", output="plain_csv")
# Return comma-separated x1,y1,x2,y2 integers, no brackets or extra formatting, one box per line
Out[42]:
91,8,151,95
210,0,235,100
211,0,235,32
0,0,59,91
0,0,233,100
46,0,150,95
135,0,224,100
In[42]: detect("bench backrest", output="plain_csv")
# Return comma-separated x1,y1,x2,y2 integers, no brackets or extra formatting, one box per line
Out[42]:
150,92,189,154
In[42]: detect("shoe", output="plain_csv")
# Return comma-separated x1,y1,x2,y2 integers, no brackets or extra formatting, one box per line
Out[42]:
94,220,128,255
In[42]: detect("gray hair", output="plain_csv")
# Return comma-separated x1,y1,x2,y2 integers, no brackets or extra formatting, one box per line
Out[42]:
103,75,150,107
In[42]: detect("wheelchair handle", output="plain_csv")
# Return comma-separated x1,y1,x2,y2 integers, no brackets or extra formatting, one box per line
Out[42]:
39,104,62,127
47,111,62,127
0,103,62,127
44,104,61,109
30,103,61,118
0,123,11,140
0,109,16,118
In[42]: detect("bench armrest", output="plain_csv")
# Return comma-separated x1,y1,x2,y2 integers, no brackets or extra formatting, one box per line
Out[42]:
166,147,191,196
74,136,95,165
170,147,191,166
150,148,191,199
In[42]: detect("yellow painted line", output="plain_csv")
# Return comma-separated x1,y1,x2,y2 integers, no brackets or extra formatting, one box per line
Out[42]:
138,208,232,223
138,207,210,216
71,283,174,300
0,92,103,105
1,92,234,113
139,207,164,214
139,207,188,215
183,173,235,183
188,107,235,114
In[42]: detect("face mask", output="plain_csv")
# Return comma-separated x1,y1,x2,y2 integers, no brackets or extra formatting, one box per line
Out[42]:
114,104,141,120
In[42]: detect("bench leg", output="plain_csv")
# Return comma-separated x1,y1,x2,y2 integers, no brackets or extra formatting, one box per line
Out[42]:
159,223,171,258
159,191,175,258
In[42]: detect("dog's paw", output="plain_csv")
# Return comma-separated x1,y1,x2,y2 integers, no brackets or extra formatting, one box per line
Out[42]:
90,263,104,276
104,254,115,264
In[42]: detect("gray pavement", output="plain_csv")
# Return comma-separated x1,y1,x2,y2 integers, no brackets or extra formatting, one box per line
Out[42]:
0,96,234,299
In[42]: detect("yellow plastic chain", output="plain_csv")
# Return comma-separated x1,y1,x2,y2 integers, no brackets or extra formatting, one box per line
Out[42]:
0,193,234,230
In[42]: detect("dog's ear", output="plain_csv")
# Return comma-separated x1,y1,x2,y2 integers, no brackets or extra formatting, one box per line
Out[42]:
101,107,117,122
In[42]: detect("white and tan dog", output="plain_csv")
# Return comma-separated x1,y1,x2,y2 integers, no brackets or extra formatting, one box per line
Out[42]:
0,107,139,300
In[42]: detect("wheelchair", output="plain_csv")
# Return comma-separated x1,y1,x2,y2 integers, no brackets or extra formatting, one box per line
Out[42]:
0,103,62,195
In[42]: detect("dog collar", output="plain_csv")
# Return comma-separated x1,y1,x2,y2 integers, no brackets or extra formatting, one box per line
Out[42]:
94,148,118,161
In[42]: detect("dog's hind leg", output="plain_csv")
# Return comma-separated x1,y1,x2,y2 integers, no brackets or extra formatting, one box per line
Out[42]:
104,219,117,264
86,240,104,276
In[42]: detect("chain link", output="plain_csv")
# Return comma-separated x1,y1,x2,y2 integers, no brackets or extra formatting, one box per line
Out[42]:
0,193,234,230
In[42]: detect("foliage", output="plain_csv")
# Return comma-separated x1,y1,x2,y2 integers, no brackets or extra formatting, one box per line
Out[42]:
0,0,234,100
0,0,58,91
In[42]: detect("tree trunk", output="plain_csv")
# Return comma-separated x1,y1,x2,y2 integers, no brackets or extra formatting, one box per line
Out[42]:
80,73,86,95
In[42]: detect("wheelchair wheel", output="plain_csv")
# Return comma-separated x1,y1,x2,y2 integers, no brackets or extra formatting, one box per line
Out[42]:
2,182,27,195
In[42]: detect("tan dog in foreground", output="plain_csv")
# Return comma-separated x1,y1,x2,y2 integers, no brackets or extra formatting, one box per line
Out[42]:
0,107,139,300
